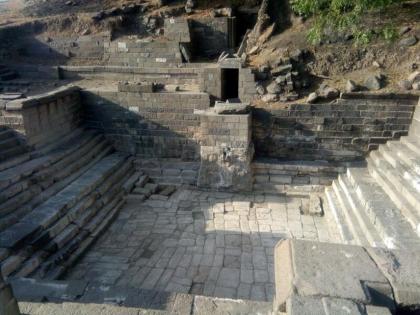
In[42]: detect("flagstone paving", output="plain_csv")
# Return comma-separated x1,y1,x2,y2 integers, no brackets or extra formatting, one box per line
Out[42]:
65,187,340,301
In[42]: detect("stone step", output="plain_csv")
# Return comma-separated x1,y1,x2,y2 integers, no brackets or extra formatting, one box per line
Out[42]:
0,129,83,173
332,179,370,246
0,129,95,190
367,152,420,236
0,71,18,81
0,134,110,223
0,145,28,163
346,167,420,249
0,143,113,233
324,187,355,245
0,136,20,150
27,161,133,280
0,153,128,251
0,129,14,141
400,136,420,156
0,154,130,279
336,175,384,248
385,141,420,177
12,278,273,315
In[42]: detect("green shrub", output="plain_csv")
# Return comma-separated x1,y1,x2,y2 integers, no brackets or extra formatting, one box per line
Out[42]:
290,0,402,44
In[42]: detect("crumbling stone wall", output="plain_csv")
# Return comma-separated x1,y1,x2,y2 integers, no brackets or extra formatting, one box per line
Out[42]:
253,93,418,162
82,90,211,159
1,86,82,149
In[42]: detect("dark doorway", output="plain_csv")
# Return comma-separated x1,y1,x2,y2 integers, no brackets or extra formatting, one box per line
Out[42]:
221,68,239,101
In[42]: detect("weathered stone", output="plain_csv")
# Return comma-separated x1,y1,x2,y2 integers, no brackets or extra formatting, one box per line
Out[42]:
266,81,282,94
256,85,265,95
366,247,420,310
346,80,358,92
273,239,393,312
271,64,293,76
398,79,412,90
286,295,392,315
214,103,250,115
307,92,318,104
399,35,418,47
364,75,384,90
320,86,339,99
261,94,278,102
408,71,420,83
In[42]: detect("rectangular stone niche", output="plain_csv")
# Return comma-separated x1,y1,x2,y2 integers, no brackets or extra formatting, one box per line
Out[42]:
195,106,253,192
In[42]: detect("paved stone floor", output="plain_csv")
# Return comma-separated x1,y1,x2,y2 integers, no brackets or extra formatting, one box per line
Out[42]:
65,188,340,301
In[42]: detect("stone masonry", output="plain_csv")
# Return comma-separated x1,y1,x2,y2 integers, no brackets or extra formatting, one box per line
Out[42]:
196,106,254,191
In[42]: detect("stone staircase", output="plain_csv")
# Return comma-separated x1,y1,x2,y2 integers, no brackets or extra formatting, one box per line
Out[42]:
0,127,29,163
253,159,346,195
0,65,18,82
326,101,420,250
0,129,136,281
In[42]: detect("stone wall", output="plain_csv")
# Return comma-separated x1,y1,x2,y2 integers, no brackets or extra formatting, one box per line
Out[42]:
61,65,205,85
164,18,191,43
82,90,211,159
200,62,256,103
190,17,236,57
196,107,253,191
253,93,419,162
1,86,82,149
104,40,182,67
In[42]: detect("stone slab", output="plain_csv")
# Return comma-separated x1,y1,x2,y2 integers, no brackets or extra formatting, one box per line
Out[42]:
273,239,393,312
366,247,420,310
192,295,272,315
286,295,392,315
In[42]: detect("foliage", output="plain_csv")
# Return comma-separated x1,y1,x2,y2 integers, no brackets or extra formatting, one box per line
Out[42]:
290,0,403,45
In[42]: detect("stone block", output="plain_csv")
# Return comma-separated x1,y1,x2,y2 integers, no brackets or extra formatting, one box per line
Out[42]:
273,239,394,312
286,295,392,315
366,247,420,311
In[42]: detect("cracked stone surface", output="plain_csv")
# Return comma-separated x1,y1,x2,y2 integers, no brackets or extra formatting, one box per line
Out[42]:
64,187,339,301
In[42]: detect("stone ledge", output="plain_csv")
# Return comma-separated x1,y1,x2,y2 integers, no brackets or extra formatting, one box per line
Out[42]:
5,86,81,111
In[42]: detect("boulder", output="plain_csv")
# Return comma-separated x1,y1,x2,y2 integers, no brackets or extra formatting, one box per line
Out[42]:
398,80,412,90
399,35,418,47
346,80,358,92
266,81,282,94
320,86,339,99
364,75,384,91
262,94,278,102
412,82,420,90
399,26,411,35
212,8,233,17
271,64,293,76
408,71,420,83
307,92,318,104
256,85,265,95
